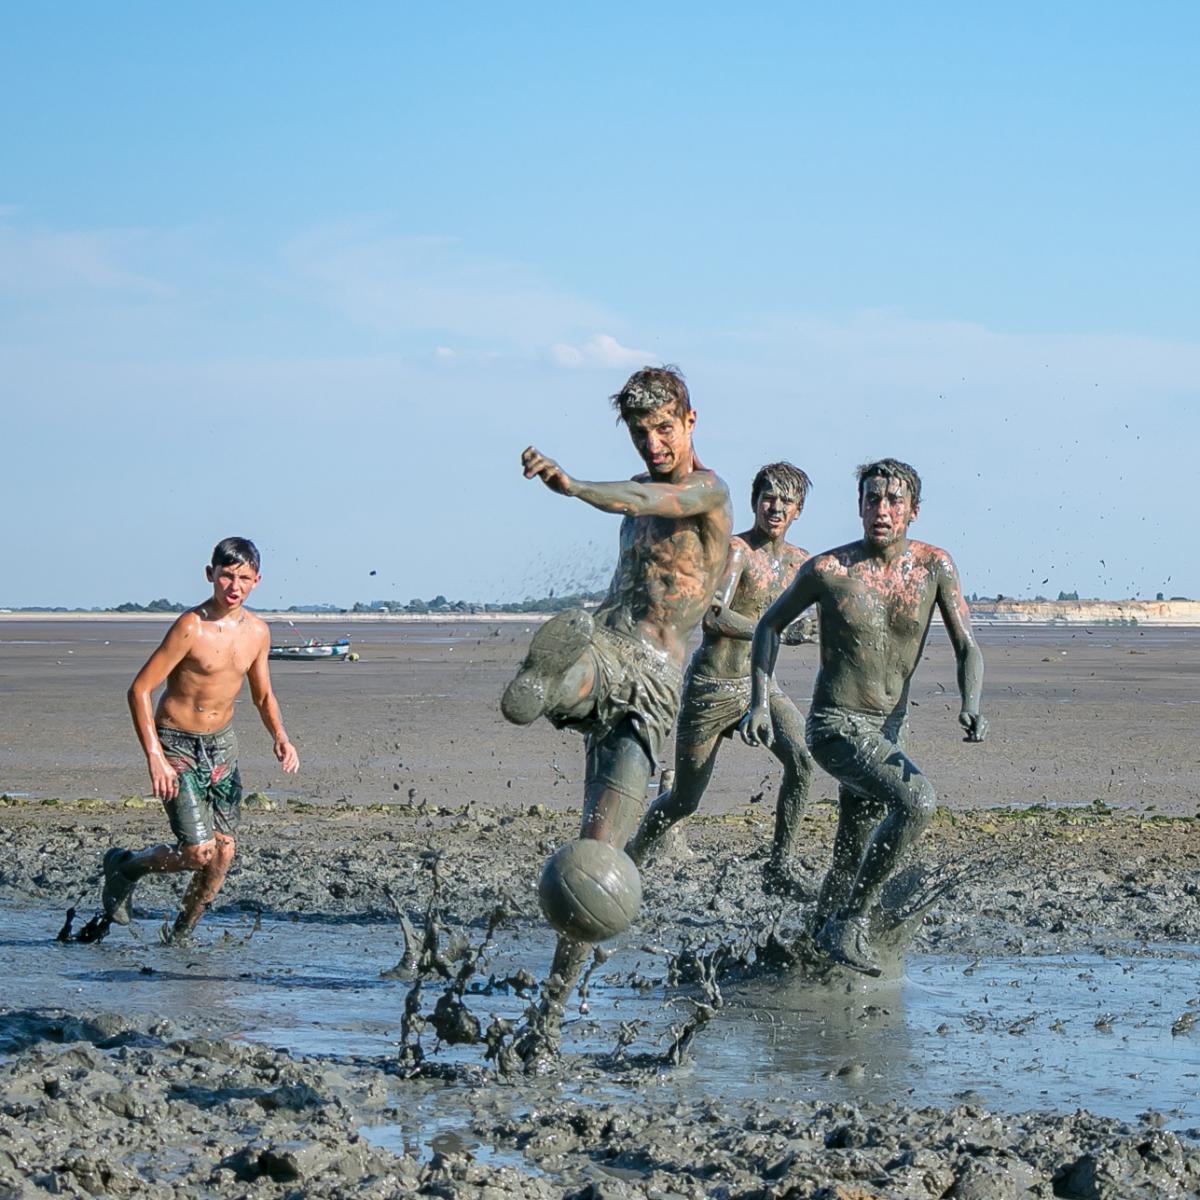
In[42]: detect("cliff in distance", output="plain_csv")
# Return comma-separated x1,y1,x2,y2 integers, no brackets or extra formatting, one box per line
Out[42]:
969,599,1200,625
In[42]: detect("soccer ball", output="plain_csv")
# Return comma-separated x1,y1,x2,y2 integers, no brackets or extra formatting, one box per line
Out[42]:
538,838,643,943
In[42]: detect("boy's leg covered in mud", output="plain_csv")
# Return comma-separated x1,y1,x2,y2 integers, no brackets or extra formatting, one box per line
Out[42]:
763,690,815,891
102,725,243,937
515,719,654,1068
806,706,935,975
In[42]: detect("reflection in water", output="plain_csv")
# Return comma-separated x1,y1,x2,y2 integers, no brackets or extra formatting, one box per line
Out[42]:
715,969,914,1093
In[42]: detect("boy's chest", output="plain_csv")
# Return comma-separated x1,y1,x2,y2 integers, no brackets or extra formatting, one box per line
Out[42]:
620,515,705,569
735,549,798,613
187,630,259,676
832,565,936,637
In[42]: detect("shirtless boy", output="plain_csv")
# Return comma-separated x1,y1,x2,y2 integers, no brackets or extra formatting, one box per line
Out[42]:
626,462,816,890
502,366,732,1012
741,459,986,976
100,537,299,940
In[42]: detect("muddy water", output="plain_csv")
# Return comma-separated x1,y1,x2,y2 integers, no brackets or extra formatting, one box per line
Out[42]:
6,901,1197,1154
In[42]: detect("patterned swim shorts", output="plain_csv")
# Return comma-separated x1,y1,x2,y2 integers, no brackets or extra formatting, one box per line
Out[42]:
675,665,785,746
157,723,242,845
547,621,684,766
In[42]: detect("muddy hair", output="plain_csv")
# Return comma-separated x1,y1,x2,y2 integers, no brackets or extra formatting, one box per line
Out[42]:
856,459,922,508
752,461,812,511
211,536,261,573
610,365,691,424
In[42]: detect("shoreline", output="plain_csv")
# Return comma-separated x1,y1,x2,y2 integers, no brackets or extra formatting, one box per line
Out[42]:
5,608,1200,626
0,610,544,623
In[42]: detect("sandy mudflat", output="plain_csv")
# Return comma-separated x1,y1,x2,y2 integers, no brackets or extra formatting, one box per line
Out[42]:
1,617,1199,1197
2,617,1199,815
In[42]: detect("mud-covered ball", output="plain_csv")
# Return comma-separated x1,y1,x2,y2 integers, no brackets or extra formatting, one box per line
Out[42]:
538,838,643,943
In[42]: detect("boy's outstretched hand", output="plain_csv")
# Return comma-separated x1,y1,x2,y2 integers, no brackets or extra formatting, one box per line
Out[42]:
521,446,574,495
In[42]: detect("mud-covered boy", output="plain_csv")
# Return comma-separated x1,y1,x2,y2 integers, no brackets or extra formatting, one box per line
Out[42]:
741,460,986,975
100,537,299,940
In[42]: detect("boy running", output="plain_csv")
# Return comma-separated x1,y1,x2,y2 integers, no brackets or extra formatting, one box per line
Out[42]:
625,461,816,890
100,537,299,940
741,460,986,975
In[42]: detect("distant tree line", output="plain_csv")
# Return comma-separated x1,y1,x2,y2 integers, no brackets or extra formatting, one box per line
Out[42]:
111,599,186,613
344,589,607,615
9,586,1189,615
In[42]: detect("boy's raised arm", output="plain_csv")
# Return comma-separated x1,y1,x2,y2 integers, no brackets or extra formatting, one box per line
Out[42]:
520,446,728,518
247,636,299,772
127,613,199,799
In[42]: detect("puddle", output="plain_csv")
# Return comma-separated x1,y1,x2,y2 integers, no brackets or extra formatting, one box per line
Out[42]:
2,901,1198,1160
360,1120,534,1173
707,953,1200,1122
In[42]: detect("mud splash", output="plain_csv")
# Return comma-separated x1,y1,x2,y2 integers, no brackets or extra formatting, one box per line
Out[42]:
5,902,1198,1130
2,792,1199,1194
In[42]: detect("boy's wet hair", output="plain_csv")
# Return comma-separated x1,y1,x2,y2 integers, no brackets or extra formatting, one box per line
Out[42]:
211,537,261,574
857,459,922,508
752,461,812,511
610,365,691,424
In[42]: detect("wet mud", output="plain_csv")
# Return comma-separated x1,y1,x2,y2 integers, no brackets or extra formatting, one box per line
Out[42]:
2,796,1199,1197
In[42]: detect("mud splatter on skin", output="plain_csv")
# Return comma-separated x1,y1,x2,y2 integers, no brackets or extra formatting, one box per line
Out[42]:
510,376,736,1046
742,464,987,974
628,466,817,880
518,375,733,667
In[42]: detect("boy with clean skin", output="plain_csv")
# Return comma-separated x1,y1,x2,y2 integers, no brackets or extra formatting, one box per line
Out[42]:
101,537,299,940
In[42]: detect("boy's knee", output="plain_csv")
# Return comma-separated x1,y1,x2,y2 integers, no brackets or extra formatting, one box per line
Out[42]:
660,787,700,822
179,841,215,870
783,748,814,782
904,776,936,823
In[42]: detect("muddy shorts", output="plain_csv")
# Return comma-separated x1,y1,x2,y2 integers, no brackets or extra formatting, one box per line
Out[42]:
675,667,782,746
157,724,242,845
551,624,683,766
806,705,925,806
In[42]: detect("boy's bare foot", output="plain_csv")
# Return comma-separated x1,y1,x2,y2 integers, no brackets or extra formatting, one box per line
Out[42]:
101,849,137,925
159,916,195,946
501,609,594,725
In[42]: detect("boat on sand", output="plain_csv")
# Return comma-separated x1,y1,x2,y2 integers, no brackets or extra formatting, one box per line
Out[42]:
268,637,351,662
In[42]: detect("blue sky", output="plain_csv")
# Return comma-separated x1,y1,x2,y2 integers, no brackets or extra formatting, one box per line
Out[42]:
3,3,1197,607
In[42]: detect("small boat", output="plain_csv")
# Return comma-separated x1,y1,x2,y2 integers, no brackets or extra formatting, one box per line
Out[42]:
269,637,351,662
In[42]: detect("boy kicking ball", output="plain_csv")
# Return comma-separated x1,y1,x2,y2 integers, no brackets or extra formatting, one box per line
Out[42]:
100,537,299,941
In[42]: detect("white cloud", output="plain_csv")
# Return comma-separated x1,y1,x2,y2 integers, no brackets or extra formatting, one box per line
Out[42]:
282,224,617,349
547,333,654,370
0,220,171,297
